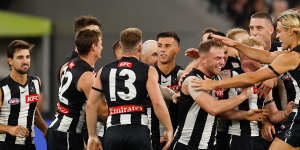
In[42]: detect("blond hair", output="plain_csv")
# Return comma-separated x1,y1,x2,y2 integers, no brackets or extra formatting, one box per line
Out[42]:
241,36,265,48
226,28,249,40
120,28,142,52
277,9,300,38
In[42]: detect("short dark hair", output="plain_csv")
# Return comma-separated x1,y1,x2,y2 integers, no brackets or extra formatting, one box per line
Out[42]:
156,32,180,45
74,16,102,33
251,11,273,25
202,28,219,36
75,29,102,56
198,40,224,53
120,28,142,52
212,31,225,37
7,40,34,58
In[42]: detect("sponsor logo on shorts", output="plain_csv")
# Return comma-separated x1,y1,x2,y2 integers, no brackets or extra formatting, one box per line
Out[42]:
8,98,20,105
109,105,144,115
118,62,132,68
26,94,39,103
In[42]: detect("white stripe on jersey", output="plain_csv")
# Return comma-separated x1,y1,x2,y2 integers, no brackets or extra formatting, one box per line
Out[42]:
32,80,40,94
228,71,259,136
229,119,241,136
288,72,300,112
160,75,171,87
15,85,29,145
106,116,112,127
146,108,152,135
49,115,58,128
0,85,11,142
76,103,86,133
106,114,149,128
57,115,73,132
228,87,241,136
249,87,259,136
109,69,117,101
120,114,131,125
178,102,201,145
285,112,298,143
96,121,105,137
141,114,149,126
198,114,215,149
67,132,70,150
30,109,36,144
31,79,40,143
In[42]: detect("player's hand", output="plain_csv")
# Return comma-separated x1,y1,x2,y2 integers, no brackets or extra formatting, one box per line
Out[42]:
43,127,48,138
240,87,251,99
245,109,268,121
178,72,188,87
184,48,200,59
160,129,173,150
191,76,216,91
8,125,29,138
172,92,180,104
220,70,231,79
283,101,294,119
261,120,275,142
258,79,276,98
210,34,238,47
87,136,103,150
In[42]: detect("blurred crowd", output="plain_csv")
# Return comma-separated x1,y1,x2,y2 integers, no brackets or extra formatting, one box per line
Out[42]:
207,0,300,28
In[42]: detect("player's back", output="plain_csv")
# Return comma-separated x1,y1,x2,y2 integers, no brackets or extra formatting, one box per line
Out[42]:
101,57,150,127
50,57,94,134
101,57,153,150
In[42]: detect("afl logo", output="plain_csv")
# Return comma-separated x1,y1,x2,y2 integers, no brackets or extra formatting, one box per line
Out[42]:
8,98,20,105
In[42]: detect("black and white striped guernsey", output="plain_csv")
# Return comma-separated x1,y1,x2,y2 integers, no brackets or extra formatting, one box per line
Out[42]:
173,68,222,150
276,44,300,146
150,65,183,140
285,45,300,113
283,45,300,126
100,57,150,128
228,68,263,136
0,75,41,145
50,57,94,134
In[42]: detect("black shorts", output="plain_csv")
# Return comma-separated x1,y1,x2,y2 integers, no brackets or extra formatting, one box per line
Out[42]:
46,128,84,150
151,136,165,150
215,131,230,150
277,112,300,147
0,142,35,150
173,142,214,150
104,124,152,150
229,135,270,150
